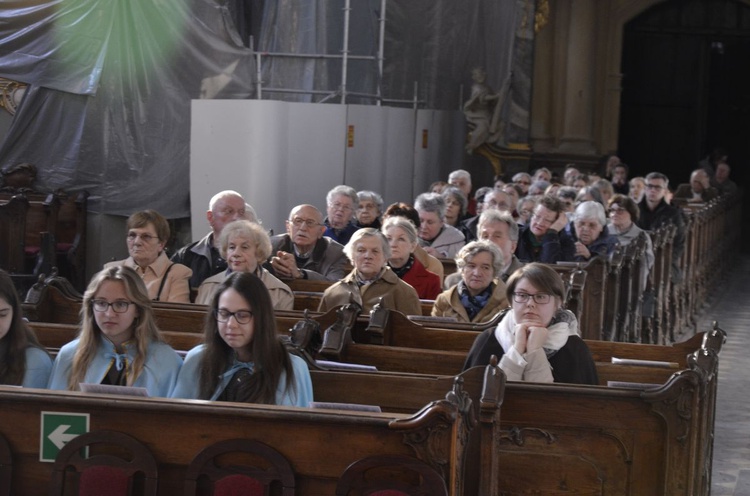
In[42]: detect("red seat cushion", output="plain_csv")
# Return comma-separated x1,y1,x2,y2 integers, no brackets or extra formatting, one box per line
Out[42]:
79,465,130,496
214,474,265,496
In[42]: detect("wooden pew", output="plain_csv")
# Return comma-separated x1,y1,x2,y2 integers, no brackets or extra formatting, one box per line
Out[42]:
23,275,718,373
0,194,29,274
28,318,713,390
26,319,721,496
0,363,500,495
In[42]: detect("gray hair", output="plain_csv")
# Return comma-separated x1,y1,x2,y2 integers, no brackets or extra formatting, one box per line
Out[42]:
512,172,531,183
474,186,493,201
448,169,471,183
533,167,551,180
573,200,607,226
381,216,418,245
575,186,604,206
441,186,467,217
326,185,358,206
414,192,446,220
344,228,391,262
208,190,244,211
645,172,669,187
593,178,614,196
356,190,384,209
478,209,518,242
528,180,550,196
455,240,504,278
219,220,272,261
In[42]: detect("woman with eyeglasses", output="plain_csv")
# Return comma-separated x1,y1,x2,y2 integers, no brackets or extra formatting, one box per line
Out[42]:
463,263,598,384
571,201,620,262
194,220,293,310
171,272,313,406
607,195,655,290
47,266,182,395
0,270,52,388
104,209,192,303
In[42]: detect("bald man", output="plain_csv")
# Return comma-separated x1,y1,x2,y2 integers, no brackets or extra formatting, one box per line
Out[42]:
673,169,719,203
171,190,246,289
268,204,350,281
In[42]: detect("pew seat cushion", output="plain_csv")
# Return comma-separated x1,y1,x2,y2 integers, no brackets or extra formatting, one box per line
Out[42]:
214,474,264,495
79,465,129,496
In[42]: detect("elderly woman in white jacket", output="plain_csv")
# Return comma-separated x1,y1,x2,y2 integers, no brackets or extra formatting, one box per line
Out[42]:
195,220,293,310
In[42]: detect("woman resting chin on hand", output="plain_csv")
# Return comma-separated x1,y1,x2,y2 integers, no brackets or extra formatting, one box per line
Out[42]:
463,263,598,385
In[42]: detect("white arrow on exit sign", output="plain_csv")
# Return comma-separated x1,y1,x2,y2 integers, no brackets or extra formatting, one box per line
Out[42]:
48,424,78,450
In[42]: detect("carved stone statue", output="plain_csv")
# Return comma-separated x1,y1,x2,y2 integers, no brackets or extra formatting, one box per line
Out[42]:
463,68,510,153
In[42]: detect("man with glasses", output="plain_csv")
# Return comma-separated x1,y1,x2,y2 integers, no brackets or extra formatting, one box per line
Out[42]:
323,185,359,245
268,204,350,281
459,189,514,242
514,195,575,263
171,190,246,290
636,172,686,283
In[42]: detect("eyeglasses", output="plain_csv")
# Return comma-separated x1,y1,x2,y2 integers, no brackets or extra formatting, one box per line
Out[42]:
91,299,133,313
329,202,353,212
127,232,157,243
512,292,552,304
645,184,664,190
215,308,254,324
608,206,626,214
290,217,321,229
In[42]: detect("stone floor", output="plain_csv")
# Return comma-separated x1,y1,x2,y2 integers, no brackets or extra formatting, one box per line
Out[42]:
691,255,750,495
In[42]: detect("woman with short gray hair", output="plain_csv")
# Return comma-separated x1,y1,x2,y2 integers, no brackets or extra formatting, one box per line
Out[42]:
414,192,466,259
571,201,619,261
355,190,384,229
382,217,441,299
441,186,468,227
431,240,509,323
318,228,421,315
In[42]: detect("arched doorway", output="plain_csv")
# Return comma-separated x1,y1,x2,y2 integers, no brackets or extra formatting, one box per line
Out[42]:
618,0,750,190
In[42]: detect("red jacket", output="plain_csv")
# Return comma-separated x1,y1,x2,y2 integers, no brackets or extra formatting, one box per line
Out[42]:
402,257,442,300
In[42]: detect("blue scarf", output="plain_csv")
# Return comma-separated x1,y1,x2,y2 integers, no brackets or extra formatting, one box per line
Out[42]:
458,281,494,320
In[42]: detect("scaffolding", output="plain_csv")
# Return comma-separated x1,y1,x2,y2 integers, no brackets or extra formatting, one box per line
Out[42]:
251,0,425,109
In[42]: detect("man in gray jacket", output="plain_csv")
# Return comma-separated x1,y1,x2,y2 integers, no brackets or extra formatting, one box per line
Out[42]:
268,204,350,281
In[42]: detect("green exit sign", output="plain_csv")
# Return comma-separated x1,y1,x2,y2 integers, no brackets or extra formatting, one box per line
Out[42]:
39,411,90,462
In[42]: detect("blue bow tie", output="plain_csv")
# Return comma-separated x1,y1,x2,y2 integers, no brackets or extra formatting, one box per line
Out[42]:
221,361,255,380
105,352,129,372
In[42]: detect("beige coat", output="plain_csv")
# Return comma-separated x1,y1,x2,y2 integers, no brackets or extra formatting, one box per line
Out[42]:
104,252,192,303
195,268,294,310
317,267,421,316
431,280,509,324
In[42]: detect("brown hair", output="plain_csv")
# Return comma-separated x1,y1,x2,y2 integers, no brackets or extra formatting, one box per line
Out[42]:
127,210,170,243
0,270,48,385
608,194,639,221
198,272,295,403
505,262,566,306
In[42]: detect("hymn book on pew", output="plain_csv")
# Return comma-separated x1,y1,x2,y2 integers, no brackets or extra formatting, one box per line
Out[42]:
79,383,149,397
315,360,378,371
309,402,382,412
611,357,679,368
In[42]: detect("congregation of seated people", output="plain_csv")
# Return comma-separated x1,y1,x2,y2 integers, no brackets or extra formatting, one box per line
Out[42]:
1,159,735,405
